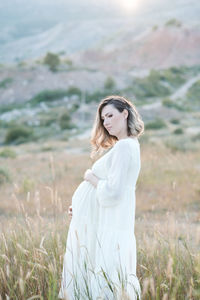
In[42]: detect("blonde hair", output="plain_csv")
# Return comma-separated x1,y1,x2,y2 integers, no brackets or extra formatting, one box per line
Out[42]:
90,95,144,160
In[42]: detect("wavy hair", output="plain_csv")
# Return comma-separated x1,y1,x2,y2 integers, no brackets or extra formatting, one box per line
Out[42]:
90,95,144,160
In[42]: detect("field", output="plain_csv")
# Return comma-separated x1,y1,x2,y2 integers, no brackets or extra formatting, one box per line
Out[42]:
0,136,199,299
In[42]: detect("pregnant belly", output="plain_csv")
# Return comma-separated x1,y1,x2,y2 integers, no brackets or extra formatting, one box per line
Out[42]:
72,180,97,223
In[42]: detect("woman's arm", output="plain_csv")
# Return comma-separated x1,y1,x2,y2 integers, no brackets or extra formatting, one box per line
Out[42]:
95,140,132,207
84,169,99,187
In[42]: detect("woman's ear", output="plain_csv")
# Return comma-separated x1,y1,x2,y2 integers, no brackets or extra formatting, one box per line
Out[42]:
123,109,129,119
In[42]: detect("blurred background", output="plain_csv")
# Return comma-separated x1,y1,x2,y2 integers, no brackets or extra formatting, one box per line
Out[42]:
0,0,200,299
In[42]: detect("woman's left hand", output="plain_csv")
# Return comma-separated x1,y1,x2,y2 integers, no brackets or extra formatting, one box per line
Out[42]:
84,169,99,188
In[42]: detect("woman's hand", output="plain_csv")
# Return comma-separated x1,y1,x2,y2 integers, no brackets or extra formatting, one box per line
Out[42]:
84,168,99,188
68,205,72,217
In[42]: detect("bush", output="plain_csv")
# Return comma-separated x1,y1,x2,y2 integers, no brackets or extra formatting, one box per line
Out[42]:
170,118,180,124
186,80,200,107
0,148,17,158
132,72,171,98
162,98,185,111
145,119,166,130
0,78,13,88
59,112,74,130
191,133,200,142
5,126,34,144
161,68,185,88
30,87,82,106
86,90,112,103
64,58,73,66
0,102,24,114
104,77,116,90
67,86,81,97
165,18,182,27
43,52,60,71
0,168,11,185
173,128,184,135
30,90,69,105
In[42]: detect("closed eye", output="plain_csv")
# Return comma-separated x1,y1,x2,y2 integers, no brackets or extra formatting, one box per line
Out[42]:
101,114,113,121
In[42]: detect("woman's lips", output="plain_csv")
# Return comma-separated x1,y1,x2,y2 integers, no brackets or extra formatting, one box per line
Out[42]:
107,127,112,130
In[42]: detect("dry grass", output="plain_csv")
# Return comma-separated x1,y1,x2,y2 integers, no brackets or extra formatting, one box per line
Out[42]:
0,138,200,299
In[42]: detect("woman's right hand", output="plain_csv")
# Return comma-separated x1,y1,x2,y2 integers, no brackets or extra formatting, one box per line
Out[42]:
68,205,72,217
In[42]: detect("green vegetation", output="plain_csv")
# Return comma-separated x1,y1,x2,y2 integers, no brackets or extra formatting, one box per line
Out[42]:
173,128,184,135
85,90,108,103
170,118,180,124
161,67,186,88
63,58,73,66
129,67,186,100
0,167,11,185
30,89,68,105
22,177,35,193
29,87,81,106
0,148,17,158
132,73,171,99
162,98,186,111
0,77,13,88
145,119,167,130
0,102,25,114
165,18,182,27
59,112,75,130
186,80,200,108
104,76,116,91
67,86,81,97
43,52,60,72
5,126,34,145
164,137,197,152
152,25,158,31
191,133,200,142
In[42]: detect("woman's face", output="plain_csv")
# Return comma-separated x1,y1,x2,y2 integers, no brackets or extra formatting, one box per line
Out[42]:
101,104,128,138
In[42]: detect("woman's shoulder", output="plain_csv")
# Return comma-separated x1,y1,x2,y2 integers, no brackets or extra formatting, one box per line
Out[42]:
114,137,139,148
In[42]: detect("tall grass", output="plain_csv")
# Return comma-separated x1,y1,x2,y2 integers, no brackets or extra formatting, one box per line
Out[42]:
0,202,199,299
0,183,199,299
0,143,200,299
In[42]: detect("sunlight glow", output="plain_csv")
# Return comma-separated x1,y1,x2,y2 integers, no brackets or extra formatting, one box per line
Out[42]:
118,0,140,12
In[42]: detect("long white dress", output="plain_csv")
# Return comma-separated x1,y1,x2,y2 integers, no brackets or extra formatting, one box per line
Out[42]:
58,137,141,300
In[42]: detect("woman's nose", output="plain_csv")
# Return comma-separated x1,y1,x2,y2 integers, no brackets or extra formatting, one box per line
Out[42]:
104,119,109,126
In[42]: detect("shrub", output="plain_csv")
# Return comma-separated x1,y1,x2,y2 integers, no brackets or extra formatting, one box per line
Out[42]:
21,177,35,193
64,58,73,66
0,148,17,158
0,78,13,88
5,126,34,144
165,18,182,27
145,119,166,130
170,118,180,124
43,52,60,71
161,68,185,88
67,86,81,97
30,90,69,105
86,89,115,103
104,77,116,90
186,80,200,104
162,98,185,111
59,112,74,130
132,72,171,98
173,128,184,135
0,102,24,114
152,25,158,31
191,133,200,142
0,168,11,185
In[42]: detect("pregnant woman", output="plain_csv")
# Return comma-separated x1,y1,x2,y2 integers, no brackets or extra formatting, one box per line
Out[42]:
58,95,144,300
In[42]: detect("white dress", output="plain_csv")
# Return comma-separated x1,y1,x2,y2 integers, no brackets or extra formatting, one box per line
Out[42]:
58,137,141,300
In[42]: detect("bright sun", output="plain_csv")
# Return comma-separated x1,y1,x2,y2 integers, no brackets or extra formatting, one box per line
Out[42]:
118,0,140,12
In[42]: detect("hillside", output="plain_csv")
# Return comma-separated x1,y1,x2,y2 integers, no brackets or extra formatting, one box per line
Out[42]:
0,0,200,68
